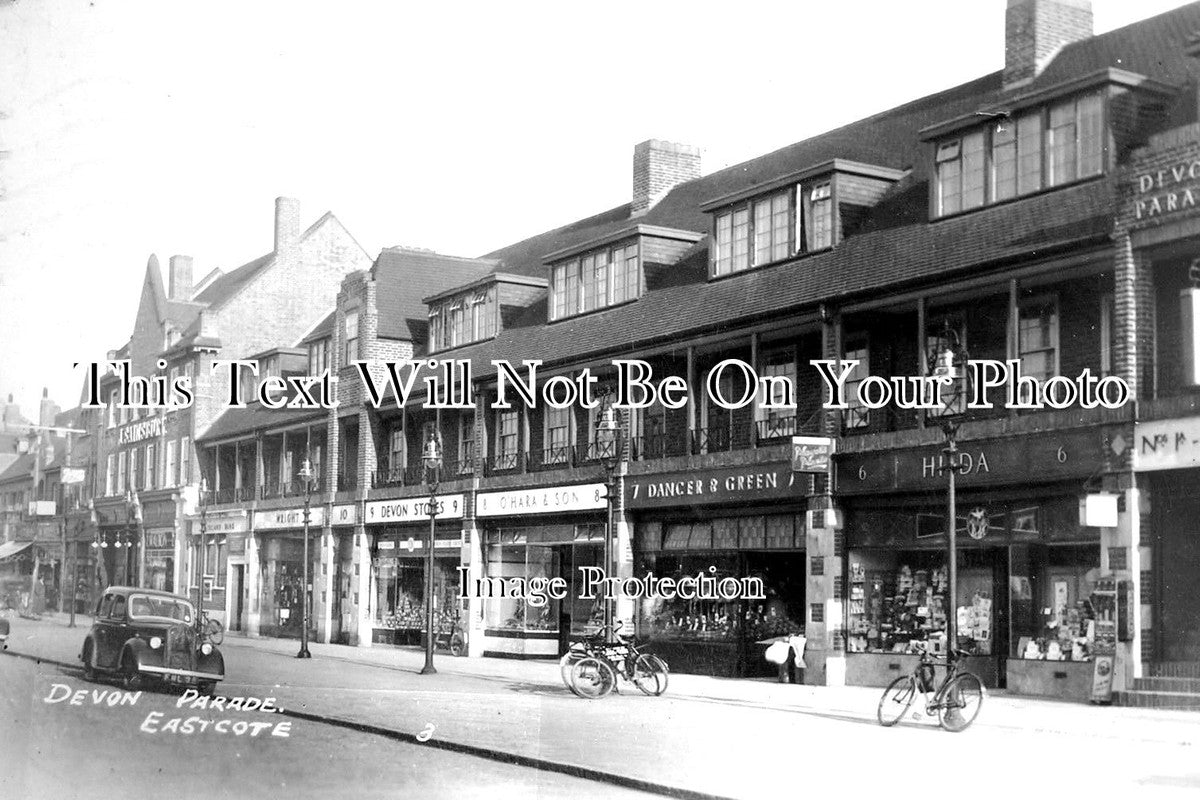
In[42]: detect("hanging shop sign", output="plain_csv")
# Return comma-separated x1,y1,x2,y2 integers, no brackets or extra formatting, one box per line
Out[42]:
117,416,165,445
625,463,801,509
253,506,325,530
365,495,464,524
60,468,86,485
792,436,835,473
377,537,460,553
476,484,606,517
1133,416,1200,472
837,426,1115,495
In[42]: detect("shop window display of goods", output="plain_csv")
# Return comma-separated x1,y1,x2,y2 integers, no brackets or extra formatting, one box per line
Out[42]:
847,563,992,655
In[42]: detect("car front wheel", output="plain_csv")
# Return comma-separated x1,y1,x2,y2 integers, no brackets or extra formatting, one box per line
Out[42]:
197,681,215,697
81,642,96,682
120,655,142,691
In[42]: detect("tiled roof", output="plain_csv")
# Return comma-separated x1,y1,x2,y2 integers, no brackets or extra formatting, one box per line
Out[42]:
478,3,1200,286
444,175,1114,380
1032,2,1200,91
372,248,499,341
443,4,1200,381
192,252,275,309
198,404,324,443
303,310,336,343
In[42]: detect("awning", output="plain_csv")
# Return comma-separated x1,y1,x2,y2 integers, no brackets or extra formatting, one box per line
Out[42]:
0,541,34,562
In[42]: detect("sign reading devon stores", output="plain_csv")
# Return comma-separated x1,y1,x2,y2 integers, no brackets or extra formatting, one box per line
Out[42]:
625,463,801,509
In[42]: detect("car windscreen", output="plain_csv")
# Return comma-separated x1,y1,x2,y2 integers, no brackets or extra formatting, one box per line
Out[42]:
128,595,194,624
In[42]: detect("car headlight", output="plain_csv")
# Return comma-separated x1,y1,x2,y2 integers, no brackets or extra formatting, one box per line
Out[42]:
149,636,162,649
200,642,213,656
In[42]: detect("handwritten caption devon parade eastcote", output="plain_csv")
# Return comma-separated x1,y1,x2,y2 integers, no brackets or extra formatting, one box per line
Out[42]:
77,357,1131,413
43,684,293,737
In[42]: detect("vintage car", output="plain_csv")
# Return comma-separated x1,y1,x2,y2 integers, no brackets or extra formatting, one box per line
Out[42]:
80,586,224,693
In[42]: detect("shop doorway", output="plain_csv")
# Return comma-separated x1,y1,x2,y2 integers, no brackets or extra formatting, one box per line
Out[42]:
742,552,807,678
555,542,603,655
230,565,244,632
1154,472,1200,662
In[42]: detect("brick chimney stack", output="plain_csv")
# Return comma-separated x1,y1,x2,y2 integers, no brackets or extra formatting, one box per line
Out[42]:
631,140,701,217
274,196,301,254
38,387,59,428
1004,0,1093,89
168,255,194,300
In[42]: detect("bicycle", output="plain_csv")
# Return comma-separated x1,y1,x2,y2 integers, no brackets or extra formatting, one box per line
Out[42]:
432,620,466,657
561,624,669,699
197,611,224,645
876,646,984,732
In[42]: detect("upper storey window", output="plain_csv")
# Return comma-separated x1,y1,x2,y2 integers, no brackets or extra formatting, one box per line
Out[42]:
428,289,497,352
549,242,639,321
934,90,1104,218
711,183,835,278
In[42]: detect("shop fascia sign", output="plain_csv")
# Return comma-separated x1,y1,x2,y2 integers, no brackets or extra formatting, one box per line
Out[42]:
253,506,325,530
365,495,464,524
198,511,248,534
476,484,607,517
1133,416,1200,471
145,529,175,549
378,537,460,552
838,426,1109,494
117,416,165,445
625,464,800,509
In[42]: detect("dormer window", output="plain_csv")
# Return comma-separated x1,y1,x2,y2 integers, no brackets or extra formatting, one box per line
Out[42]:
933,89,1104,218
809,183,833,251
713,188,794,276
427,288,498,352
549,241,639,321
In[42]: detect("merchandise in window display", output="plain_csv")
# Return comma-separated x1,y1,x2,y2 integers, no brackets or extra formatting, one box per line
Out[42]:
847,562,981,655
1020,599,1096,661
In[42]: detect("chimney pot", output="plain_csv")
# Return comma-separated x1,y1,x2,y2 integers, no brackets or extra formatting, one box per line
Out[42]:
168,255,194,301
632,140,701,217
1004,0,1093,89
274,197,301,254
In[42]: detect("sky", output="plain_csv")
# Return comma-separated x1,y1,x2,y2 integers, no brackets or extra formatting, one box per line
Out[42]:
0,0,1192,420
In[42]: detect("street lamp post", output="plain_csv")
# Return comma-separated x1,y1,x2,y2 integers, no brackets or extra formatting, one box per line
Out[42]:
197,478,208,630
421,432,443,675
931,322,968,656
595,406,621,642
297,458,315,659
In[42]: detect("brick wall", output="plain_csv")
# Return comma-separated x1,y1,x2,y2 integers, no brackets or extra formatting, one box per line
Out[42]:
631,140,701,217
1004,0,1093,88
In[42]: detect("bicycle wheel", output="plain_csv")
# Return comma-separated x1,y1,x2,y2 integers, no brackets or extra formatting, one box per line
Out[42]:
877,675,916,727
205,617,224,645
633,653,669,696
449,630,466,657
569,657,616,699
937,673,983,732
560,650,588,693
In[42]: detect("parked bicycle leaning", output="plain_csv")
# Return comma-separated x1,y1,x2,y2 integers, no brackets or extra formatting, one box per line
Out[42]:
876,643,984,732
560,621,669,699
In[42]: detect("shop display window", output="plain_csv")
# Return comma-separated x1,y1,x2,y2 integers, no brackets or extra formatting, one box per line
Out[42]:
1009,544,1099,662
373,553,459,634
482,528,604,634
639,554,742,642
847,549,995,656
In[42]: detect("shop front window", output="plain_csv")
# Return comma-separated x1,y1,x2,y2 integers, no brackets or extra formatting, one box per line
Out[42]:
372,539,460,643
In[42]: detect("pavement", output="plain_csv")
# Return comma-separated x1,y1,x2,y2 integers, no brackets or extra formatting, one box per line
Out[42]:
5,612,1200,799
